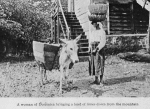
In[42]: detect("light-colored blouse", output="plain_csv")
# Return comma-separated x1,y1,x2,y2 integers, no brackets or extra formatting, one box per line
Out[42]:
89,23,106,51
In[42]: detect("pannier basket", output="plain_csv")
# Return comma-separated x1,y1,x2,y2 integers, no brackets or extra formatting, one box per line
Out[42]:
33,41,61,71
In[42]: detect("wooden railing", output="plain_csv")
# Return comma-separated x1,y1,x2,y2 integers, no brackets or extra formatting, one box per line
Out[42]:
143,0,148,8
50,0,70,40
59,17,66,39
50,0,58,17
58,0,70,39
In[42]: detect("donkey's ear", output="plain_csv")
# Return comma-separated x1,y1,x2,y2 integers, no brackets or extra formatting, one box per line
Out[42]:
75,34,82,43
59,38,68,44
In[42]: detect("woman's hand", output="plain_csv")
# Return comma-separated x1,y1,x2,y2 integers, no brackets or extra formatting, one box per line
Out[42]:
88,47,91,53
92,49,97,53
92,47,99,54
92,47,98,55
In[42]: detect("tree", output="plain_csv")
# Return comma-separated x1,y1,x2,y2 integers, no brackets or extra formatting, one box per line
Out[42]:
0,0,52,56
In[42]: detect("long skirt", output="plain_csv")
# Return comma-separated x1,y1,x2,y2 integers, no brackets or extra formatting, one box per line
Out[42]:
89,48,105,76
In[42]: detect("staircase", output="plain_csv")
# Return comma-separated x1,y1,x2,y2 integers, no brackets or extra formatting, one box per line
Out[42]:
59,12,89,58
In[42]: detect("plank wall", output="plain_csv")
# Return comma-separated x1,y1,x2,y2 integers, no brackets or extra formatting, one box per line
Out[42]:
133,1,149,34
109,3,132,34
109,2,149,35
74,1,149,38
74,0,90,38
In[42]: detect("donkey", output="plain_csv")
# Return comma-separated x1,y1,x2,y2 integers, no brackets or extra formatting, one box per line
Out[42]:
59,34,82,94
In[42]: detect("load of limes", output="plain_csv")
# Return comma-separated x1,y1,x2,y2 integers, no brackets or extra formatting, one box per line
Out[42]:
88,3,108,22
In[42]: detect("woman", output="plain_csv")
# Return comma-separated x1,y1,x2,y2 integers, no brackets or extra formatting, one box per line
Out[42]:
89,21,106,85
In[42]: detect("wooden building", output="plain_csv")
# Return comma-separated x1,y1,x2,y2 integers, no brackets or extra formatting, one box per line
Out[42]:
136,0,150,51
74,0,149,38
50,0,150,57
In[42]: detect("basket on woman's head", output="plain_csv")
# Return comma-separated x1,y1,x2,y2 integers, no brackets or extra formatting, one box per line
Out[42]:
88,3,108,22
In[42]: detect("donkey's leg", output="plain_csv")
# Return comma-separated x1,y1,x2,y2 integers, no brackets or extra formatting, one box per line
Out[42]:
99,54,105,87
59,66,63,94
38,65,40,72
43,69,48,83
64,68,69,88
39,66,44,85
66,68,73,91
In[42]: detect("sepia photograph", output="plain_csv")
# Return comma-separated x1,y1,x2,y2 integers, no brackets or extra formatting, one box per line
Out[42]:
0,0,150,108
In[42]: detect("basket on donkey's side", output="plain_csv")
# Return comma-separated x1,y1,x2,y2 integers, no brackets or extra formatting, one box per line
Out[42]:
33,41,61,71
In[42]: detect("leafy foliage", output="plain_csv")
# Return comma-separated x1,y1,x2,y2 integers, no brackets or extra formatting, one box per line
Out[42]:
0,0,52,56
105,36,145,55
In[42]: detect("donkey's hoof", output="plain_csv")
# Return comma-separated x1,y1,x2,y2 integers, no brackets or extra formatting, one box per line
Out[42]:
44,80,49,84
39,82,44,87
41,80,49,85
99,83,104,87
58,93,63,97
58,90,63,96
67,80,73,85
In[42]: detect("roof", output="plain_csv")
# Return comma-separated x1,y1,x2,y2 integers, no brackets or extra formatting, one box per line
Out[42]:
93,0,134,4
136,0,150,11
108,0,134,4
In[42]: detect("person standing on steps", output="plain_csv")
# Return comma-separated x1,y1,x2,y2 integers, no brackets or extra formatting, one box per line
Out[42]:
88,21,106,85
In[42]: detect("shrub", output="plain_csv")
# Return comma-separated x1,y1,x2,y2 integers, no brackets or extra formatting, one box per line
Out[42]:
105,36,145,55
0,0,52,56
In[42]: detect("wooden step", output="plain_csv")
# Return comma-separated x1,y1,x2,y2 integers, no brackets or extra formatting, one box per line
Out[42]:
62,25,82,29
69,25,82,28
59,12,89,57
59,17,78,21
60,19,79,24
65,12,75,14
79,39,88,42
79,56,89,62
59,13,76,17
79,43,89,47
59,16,77,20
66,20,79,23
79,47,88,52
78,52,89,57
60,12,75,14
70,35,86,39
70,28,83,31
71,32,85,35
61,22,80,25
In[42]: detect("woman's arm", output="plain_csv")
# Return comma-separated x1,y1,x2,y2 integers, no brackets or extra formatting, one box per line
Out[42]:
88,21,93,52
88,31,92,52
97,30,106,51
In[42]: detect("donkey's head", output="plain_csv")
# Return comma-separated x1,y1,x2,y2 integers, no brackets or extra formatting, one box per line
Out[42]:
60,34,82,63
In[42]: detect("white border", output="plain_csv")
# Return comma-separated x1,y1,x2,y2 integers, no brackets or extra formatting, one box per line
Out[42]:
0,98,150,109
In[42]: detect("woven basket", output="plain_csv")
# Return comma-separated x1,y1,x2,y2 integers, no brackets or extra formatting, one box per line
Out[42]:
33,41,60,71
88,14,106,22
88,4,108,14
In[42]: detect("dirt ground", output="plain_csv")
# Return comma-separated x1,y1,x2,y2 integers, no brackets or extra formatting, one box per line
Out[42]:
0,55,150,97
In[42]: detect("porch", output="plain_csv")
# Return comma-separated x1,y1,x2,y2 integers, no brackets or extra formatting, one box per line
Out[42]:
50,0,150,57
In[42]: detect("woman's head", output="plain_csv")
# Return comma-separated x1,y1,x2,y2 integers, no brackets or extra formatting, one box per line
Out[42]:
91,21,103,29
91,21,98,28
